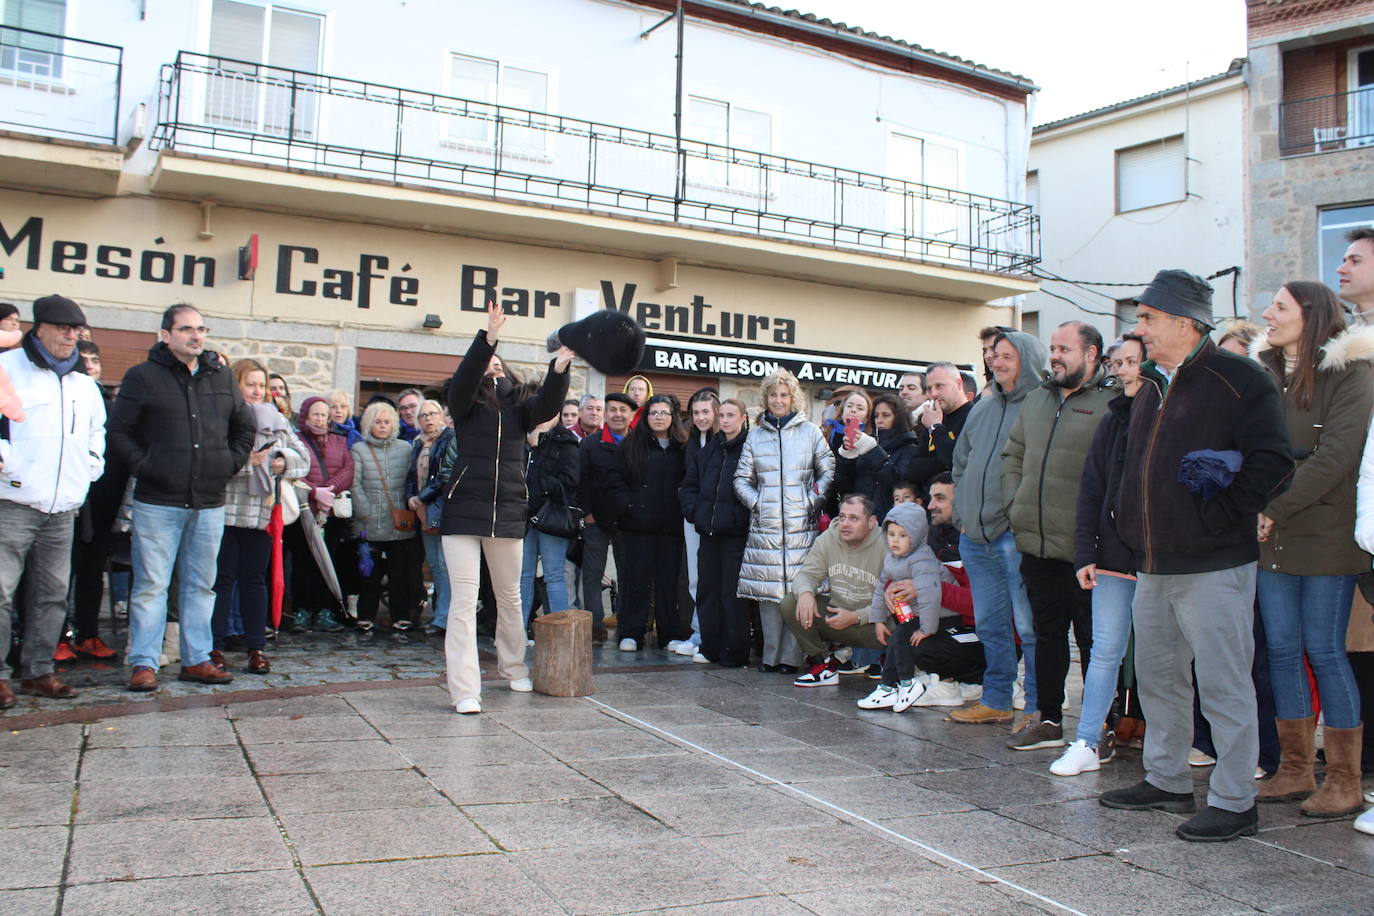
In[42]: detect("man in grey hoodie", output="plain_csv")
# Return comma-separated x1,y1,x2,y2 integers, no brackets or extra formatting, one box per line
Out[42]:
950,330,1048,724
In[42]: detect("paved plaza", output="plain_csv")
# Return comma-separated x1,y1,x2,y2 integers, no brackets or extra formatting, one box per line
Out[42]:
4,636,1374,915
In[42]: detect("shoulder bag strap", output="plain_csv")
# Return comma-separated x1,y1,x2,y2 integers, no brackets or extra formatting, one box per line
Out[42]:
365,443,402,514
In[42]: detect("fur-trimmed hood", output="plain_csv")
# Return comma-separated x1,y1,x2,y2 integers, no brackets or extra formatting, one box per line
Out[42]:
1249,322,1374,372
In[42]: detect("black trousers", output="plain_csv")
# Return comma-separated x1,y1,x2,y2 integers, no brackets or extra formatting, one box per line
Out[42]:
284,517,351,613
71,526,115,641
911,624,986,683
212,526,273,651
618,531,683,645
696,533,749,666
1350,651,1374,773
1020,553,1092,723
881,619,921,685
358,536,423,623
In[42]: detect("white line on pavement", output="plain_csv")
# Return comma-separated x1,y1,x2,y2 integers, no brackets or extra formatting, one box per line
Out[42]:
586,697,1091,916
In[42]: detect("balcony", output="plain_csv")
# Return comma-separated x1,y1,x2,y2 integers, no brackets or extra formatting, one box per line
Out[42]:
150,52,1038,299
1280,86,1374,156
0,26,124,195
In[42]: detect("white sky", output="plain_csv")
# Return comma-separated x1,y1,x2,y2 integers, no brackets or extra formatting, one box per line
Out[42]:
789,0,1249,123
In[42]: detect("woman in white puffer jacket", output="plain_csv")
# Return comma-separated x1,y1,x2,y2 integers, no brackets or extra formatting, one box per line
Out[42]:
735,368,834,672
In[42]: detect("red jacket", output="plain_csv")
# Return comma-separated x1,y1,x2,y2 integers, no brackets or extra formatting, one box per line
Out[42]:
299,426,355,512
940,564,974,627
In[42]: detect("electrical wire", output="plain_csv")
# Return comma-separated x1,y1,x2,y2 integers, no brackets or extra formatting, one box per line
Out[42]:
1031,284,1132,321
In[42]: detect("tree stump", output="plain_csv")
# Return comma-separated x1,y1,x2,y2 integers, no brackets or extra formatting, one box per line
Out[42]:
532,608,595,697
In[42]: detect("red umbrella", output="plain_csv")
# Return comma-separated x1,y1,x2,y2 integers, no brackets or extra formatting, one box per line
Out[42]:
267,477,287,628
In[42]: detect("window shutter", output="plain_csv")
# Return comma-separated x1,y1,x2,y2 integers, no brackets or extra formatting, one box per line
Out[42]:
209,0,264,62
1117,136,1185,212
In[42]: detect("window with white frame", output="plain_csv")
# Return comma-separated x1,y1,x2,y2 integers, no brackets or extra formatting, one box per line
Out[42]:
1,0,67,79
686,95,772,194
1116,136,1185,213
1320,203,1374,291
1351,47,1373,144
447,52,549,152
1025,170,1039,211
206,0,323,138
886,131,963,247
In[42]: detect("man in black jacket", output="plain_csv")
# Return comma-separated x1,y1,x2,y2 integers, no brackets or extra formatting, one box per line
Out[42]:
109,305,255,692
1101,271,1293,842
576,392,635,642
907,362,973,489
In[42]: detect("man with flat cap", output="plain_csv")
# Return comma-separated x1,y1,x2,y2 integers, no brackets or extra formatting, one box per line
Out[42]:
1100,270,1294,842
0,295,106,707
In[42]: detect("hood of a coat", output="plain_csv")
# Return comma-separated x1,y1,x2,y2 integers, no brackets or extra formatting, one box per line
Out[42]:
362,431,399,448
993,331,1048,404
541,423,580,447
877,428,919,451
147,341,223,375
882,501,929,556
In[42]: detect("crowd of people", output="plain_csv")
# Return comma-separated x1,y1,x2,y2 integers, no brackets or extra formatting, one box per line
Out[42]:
3,228,1374,845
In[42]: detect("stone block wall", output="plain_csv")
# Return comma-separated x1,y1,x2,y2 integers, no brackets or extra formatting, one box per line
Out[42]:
219,339,337,400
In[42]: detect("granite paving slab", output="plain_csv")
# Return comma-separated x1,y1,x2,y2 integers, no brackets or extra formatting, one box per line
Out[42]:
66,815,293,883
306,853,564,916
60,868,319,915
0,826,67,889
280,805,496,865
461,795,673,851
75,774,268,823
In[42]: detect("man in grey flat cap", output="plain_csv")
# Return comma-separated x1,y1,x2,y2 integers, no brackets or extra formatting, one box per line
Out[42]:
1099,270,1294,842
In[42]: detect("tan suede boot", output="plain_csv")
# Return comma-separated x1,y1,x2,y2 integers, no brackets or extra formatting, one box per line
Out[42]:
1301,724,1365,818
1258,716,1316,802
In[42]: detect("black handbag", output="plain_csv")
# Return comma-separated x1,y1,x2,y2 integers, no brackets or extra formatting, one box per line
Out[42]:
530,481,581,539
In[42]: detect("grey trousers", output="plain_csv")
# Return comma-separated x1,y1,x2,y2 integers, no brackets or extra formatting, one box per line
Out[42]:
758,599,804,667
1134,564,1259,812
579,524,623,627
0,501,77,679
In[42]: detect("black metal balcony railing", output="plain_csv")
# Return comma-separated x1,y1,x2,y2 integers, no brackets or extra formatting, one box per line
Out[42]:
1280,86,1374,156
152,52,1038,275
0,25,122,144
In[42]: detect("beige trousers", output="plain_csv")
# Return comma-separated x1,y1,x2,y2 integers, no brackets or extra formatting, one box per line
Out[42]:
442,535,527,705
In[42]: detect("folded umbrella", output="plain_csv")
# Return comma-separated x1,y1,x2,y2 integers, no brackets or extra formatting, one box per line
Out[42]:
296,501,343,604
1177,448,1243,501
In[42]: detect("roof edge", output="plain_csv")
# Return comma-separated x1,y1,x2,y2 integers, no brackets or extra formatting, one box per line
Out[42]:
1032,59,1246,133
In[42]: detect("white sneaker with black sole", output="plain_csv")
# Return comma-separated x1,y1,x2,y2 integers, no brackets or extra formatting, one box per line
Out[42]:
857,684,898,709
618,638,638,652
913,676,964,707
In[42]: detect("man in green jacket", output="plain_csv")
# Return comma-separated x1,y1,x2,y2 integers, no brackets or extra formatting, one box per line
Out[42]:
1001,321,1115,751
781,495,889,687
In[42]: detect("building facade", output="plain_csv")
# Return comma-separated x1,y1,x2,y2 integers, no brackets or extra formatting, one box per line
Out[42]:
1246,0,1374,312
0,0,1038,413
1026,62,1246,340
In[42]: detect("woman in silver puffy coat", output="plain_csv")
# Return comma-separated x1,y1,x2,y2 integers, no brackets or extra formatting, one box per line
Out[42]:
350,400,423,633
735,369,835,672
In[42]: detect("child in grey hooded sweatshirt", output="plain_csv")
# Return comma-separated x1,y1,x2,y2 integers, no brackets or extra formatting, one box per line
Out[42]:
858,501,944,712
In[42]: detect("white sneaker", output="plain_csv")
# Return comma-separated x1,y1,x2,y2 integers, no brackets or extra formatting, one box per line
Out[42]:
664,640,686,653
893,678,925,712
1012,678,1026,710
1365,789,1374,804
509,677,533,693
1188,748,1216,767
1356,806,1374,835
958,681,983,701
618,638,638,652
914,677,965,707
455,697,481,715
1256,767,1267,780
858,684,898,709
692,652,709,664
673,641,697,657
1049,740,1101,776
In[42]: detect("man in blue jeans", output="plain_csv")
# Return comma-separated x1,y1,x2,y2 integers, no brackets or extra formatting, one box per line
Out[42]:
109,305,255,691
950,329,1047,724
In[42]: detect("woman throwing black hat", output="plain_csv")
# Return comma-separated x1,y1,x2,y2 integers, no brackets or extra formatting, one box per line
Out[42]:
440,302,573,714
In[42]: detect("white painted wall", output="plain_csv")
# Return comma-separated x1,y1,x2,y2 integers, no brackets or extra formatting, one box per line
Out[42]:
1026,78,1245,341
51,0,1028,203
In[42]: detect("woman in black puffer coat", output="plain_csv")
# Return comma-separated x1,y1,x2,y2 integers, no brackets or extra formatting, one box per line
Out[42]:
607,394,687,651
869,394,920,520
519,416,581,626
439,304,573,714
680,397,752,666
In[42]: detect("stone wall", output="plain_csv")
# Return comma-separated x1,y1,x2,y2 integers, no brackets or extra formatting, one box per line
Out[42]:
219,339,337,400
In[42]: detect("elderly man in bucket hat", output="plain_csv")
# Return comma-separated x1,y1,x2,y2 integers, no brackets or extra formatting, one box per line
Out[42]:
1099,270,1294,842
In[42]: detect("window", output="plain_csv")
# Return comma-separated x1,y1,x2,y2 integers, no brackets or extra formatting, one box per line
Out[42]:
686,96,771,193
1,0,66,79
1351,47,1374,145
886,131,963,245
1116,136,1186,213
1320,204,1374,290
447,53,548,151
206,0,323,137
1025,170,1039,212
1021,311,1040,340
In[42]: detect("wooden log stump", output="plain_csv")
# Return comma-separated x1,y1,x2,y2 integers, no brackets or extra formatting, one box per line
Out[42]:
532,608,595,697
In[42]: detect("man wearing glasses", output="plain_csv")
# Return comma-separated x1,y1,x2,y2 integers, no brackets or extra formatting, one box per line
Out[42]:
0,295,107,707
110,304,255,692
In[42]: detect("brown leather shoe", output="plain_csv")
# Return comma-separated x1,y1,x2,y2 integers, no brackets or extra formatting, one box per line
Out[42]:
247,650,270,674
209,650,227,670
127,666,158,692
178,661,234,685
18,673,77,699
0,678,15,709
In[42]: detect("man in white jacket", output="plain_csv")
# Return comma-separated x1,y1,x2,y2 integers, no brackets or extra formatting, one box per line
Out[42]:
0,295,106,708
